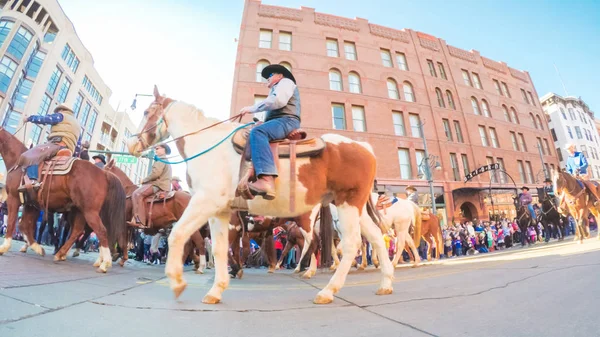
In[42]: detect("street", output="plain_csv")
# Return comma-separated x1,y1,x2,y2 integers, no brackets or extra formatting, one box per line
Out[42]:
1,238,599,337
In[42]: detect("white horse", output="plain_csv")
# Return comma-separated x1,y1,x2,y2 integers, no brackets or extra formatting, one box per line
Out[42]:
127,87,393,304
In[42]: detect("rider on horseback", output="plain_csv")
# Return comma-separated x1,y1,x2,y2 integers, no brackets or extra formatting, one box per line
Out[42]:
127,144,172,228
564,143,600,205
519,186,537,221
18,104,81,192
239,64,301,200
405,185,419,205
543,178,557,206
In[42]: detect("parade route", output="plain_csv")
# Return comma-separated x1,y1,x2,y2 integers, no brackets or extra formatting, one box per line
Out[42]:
1,238,599,337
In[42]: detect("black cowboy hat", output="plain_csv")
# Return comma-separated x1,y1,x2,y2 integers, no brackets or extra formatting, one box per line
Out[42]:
92,154,106,164
156,143,171,155
544,178,552,183
261,64,296,84
521,186,529,191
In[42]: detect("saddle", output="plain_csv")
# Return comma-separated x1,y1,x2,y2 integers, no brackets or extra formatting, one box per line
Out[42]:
231,123,326,213
19,155,77,207
144,190,176,203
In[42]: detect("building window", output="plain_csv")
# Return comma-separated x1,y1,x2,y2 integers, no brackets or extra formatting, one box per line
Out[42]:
25,48,45,79
461,69,471,86
398,148,411,179
392,111,405,136
381,49,392,67
528,91,536,106
256,60,269,83
331,103,346,130
481,99,491,117
348,72,361,93
344,41,357,60
502,105,511,122
453,121,464,143
479,125,489,146
450,153,460,181
461,154,470,177
472,73,482,89
387,78,399,99
351,106,366,132
0,20,14,47
510,107,519,124
536,115,544,130
525,161,534,184
325,38,339,57
556,149,563,162
56,77,71,103
489,127,499,148
437,62,447,80
550,128,558,141
471,97,480,115
560,108,567,119
518,133,527,151
73,93,83,117
446,90,455,110
427,59,436,77
46,66,62,95
493,79,502,95
13,77,33,110
530,113,537,129
517,161,526,183
329,69,343,91
567,126,573,139
435,88,445,108
403,82,415,102
575,126,583,139
409,114,421,137
396,52,408,70
7,26,33,61
259,29,272,48
487,157,496,182
510,132,519,151
521,89,529,104
442,118,453,141
61,44,80,73
2,106,22,134
543,139,552,156
279,62,292,71
0,56,17,93
501,81,511,97
568,108,575,120
537,137,545,155
79,101,91,126
279,31,291,51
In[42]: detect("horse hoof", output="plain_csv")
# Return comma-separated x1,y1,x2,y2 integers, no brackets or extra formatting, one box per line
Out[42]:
357,265,365,271
202,294,221,304
373,263,380,269
313,292,334,305
72,252,79,257
293,268,300,274
412,264,420,268
302,270,315,279
96,266,107,274
376,287,393,296
173,281,188,299
119,260,126,267
19,247,27,253
112,254,120,262
195,269,204,275
329,265,337,271
236,269,244,279
267,267,274,274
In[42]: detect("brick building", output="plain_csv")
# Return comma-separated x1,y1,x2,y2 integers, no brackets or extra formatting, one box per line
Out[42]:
230,0,559,225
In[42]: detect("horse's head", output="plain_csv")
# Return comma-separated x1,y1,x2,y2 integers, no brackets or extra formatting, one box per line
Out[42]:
553,169,569,195
127,85,174,157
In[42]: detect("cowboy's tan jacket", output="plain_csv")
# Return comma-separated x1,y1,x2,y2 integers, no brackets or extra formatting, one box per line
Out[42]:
142,155,172,191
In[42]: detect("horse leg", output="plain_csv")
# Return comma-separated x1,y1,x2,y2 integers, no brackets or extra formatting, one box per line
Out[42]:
392,231,406,267
0,197,20,255
276,241,292,270
405,234,421,267
37,218,46,245
55,212,84,261
227,227,242,279
357,237,368,271
314,204,362,304
81,210,111,273
189,230,206,274
74,226,92,257
263,230,276,273
117,227,129,267
19,206,44,256
359,207,393,296
330,240,340,271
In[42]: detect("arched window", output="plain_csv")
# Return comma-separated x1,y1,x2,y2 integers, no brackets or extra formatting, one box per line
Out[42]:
502,105,511,122
510,107,519,124
403,81,415,102
256,60,270,82
529,113,537,129
446,90,456,110
481,99,491,117
348,72,361,94
435,88,445,108
387,78,399,99
536,115,544,130
329,69,343,91
279,62,292,71
471,97,480,115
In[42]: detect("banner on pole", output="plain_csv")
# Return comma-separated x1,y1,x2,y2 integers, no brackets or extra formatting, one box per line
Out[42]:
464,163,500,183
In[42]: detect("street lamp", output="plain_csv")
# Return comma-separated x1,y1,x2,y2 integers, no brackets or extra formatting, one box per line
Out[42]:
130,93,154,110
418,122,441,214
535,143,548,179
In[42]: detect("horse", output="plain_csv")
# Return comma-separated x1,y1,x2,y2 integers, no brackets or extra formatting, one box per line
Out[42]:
0,127,126,273
228,212,277,279
553,170,600,243
420,211,443,260
512,196,535,246
536,187,566,242
127,86,391,304
103,159,208,272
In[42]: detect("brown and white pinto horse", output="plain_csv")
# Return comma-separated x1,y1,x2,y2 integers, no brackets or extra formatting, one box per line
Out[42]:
127,86,392,304
228,212,277,279
554,170,600,243
0,127,126,273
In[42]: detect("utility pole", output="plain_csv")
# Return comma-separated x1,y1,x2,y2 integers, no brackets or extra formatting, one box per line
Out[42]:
536,143,548,179
419,122,436,214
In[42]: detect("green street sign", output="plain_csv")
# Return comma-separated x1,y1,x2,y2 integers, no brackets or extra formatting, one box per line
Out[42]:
114,155,138,164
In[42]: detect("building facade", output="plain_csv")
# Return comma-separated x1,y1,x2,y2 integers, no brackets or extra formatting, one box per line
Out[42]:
542,93,600,178
0,0,147,183
230,0,560,224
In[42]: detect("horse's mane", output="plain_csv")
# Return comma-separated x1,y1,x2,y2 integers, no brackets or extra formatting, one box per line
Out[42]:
105,162,135,187
171,101,237,128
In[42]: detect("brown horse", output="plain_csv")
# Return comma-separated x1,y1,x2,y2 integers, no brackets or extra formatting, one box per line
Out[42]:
228,212,276,279
421,212,443,260
0,127,126,273
103,159,208,271
554,170,600,243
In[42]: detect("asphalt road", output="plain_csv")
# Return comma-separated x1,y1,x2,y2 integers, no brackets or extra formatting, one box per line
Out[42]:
1,237,599,337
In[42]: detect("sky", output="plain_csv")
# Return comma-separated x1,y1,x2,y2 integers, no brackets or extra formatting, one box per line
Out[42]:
56,0,600,187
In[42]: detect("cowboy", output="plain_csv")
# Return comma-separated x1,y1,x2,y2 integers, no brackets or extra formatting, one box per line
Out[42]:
564,143,600,205
127,144,172,227
543,178,557,206
18,104,81,191
75,140,90,160
406,185,419,205
519,186,536,221
92,154,106,169
239,64,301,200
171,176,183,191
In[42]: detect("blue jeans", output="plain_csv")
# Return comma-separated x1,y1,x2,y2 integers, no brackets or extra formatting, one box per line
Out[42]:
527,204,536,220
249,117,301,176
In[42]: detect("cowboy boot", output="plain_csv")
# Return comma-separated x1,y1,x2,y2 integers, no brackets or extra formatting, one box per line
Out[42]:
248,175,276,200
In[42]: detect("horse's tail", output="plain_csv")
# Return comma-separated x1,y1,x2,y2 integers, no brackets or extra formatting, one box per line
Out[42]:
100,171,127,254
318,204,333,268
412,204,423,250
435,218,443,259
366,196,385,233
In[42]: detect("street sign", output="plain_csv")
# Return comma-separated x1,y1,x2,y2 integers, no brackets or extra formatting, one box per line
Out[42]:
114,155,138,164
464,163,500,183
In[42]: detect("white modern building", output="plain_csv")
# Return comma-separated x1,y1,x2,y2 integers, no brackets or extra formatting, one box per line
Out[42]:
541,93,600,179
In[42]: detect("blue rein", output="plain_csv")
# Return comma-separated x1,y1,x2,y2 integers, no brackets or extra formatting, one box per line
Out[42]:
152,122,255,165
